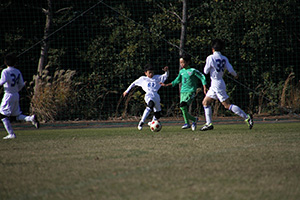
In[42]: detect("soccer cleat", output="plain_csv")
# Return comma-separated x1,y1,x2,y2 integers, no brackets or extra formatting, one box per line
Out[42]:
182,124,191,129
245,114,253,129
31,115,40,129
191,117,198,131
3,134,16,139
148,121,152,126
200,123,214,131
137,121,144,130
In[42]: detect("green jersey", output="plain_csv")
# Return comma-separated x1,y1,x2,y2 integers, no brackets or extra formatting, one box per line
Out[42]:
171,67,206,93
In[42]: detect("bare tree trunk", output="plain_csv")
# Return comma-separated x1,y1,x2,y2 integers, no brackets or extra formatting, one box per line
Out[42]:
179,0,187,58
179,0,187,94
34,0,52,94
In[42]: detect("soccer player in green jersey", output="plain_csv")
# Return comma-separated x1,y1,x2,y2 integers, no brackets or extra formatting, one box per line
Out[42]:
160,54,207,131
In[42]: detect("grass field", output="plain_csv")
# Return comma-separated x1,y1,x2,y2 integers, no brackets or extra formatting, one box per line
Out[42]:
0,122,300,200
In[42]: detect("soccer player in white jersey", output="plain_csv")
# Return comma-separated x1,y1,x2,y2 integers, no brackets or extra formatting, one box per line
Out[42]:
201,39,253,131
123,64,169,130
0,53,39,139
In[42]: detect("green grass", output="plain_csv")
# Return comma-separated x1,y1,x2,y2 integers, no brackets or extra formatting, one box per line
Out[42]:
0,122,300,200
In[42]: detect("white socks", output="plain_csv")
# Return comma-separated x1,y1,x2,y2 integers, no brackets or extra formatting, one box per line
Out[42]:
229,104,247,119
141,107,151,123
204,104,247,124
16,114,33,122
2,118,14,136
203,106,212,125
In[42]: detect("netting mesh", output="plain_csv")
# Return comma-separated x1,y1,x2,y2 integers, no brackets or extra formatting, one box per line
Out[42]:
0,0,299,122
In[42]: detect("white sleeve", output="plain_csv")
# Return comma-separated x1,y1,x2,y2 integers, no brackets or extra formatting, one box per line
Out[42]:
204,56,211,75
17,73,25,91
0,70,7,86
159,71,169,83
225,59,237,77
124,77,142,93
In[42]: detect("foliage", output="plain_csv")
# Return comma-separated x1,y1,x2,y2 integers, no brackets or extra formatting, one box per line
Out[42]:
30,66,77,121
0,0,299,120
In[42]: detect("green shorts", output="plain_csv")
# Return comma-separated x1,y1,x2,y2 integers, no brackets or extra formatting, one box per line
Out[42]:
180,92,195,106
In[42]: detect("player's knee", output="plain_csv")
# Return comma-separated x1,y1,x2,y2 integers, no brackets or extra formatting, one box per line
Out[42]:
222,100,231,109
202,99,206,106
154,111,161,120
147,100,155,110
202,97,211,107
180,102,187,108
224,104,231,110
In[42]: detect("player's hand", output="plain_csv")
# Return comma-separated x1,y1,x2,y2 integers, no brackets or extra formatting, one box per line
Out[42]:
160,82,171,87
162,66,169,72
123,92,127,97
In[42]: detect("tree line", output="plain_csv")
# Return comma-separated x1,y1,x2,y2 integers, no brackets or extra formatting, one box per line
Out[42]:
0,0,299,121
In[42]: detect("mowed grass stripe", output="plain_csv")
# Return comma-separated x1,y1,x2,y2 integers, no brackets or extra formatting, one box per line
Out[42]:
0,123,299,200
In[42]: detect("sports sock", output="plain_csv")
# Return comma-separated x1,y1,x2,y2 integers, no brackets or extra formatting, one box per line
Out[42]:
2,118,14,135
16,114,32,122
141,107,151,123
204,106,212,124
180,106,195,124
229,104,247,119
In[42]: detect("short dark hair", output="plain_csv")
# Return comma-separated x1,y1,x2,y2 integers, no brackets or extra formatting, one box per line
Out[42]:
211,39,224,51
144,64,154,72
180,53,192,63
5,53,17,66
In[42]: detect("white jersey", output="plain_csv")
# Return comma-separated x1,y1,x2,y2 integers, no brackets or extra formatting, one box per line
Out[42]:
125,71,168,98
204,51,236,90
0,66,25,116
0,67,25,93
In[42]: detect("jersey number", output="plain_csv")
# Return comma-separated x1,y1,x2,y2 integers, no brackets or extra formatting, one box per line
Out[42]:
11,73,20,87
216,59,226,72
148,82,155,87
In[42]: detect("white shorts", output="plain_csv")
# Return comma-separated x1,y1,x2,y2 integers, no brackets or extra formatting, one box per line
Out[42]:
206,87,229,103
0,93,22,116
144,93,161,112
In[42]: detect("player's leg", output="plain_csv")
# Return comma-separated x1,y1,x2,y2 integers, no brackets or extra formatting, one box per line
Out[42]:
180,92,197,129
151,98,161,123
151,96,162,123
180,102,190,128
16,114,39,128
222,99,253,129
0,94,16,139
0,114,15,139
201,95,214,131
138,100,155,130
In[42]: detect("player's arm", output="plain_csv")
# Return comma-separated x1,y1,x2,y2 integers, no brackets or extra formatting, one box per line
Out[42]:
160,82,172,87
123,79,139,97
203,84,207,95
203,56,211,75
17,73,25,91
225,58,237,78
160,66,169,83
194,69,207,87
0,70,7,86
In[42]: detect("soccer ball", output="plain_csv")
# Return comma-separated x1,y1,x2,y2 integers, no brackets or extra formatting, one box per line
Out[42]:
150,120,162,132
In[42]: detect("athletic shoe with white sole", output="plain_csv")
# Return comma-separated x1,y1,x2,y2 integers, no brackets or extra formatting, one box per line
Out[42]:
3,134,16,139
245,114,253,129
191,117,198,131
200,123,214,131
182,124,191,129
137,121,144,130
32,115,40,129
